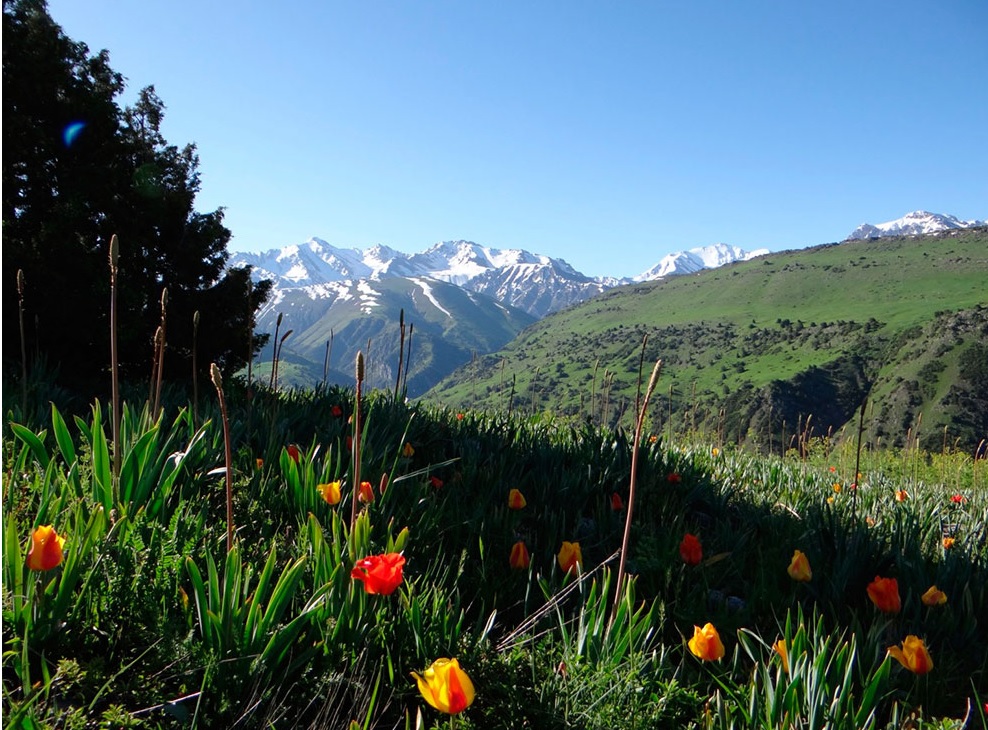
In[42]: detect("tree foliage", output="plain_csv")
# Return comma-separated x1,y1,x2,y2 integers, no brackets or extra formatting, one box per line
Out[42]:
2,0,271,388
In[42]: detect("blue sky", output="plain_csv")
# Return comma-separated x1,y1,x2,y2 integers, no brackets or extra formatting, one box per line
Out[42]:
47,0,988,278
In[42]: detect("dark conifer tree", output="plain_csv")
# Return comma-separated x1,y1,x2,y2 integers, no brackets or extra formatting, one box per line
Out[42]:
3,0,271,389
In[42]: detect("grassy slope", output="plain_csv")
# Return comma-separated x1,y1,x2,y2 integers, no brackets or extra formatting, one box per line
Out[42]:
426,228,988,449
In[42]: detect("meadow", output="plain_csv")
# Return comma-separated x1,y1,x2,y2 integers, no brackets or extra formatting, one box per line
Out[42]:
3,366,987,729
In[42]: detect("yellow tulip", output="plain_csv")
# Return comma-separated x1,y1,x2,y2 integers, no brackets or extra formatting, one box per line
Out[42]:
688,623,725,661
410,658,475,714
887,635,933,675
773,639,789,673
318,480,342,506
787,550,812,582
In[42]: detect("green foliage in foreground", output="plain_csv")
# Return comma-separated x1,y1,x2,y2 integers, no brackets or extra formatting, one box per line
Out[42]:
3,385,987,729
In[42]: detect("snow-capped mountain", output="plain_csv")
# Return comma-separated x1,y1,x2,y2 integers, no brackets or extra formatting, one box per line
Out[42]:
846,211,986,240
633,243,769,282
228,237,768,392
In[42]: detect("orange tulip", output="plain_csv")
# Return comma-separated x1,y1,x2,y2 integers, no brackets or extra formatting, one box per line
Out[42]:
921,585,947,606
888,635,933,675
358,481,375,503
867,576,901,614
507,488,527,510
351,553,405,595
557,541,582,575
688,623,725,661
411,658,475,714
610,492,624,511
255,458,264,470
679,533,703,566
942,536,955,549
787,550,812,582
895,489,909,502
509,540,530,570
402,442,415,458
26,525,65,571
318,481,342,506
773,639,789,673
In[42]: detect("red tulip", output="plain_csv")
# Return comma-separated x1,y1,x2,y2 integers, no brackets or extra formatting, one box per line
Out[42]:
286,444,301,464
867,576,901,614
679,533,703,566
610,492,624,511
351,553,405,595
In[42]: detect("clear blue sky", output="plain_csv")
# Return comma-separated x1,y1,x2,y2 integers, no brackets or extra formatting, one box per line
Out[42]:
46,0,988,278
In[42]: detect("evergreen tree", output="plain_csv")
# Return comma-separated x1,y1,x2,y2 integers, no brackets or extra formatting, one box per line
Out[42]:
3,0,271,389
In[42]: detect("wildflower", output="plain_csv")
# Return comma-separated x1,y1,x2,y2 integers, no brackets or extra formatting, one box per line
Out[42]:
507,488,527,510
456,413,464,421
887,635,933,675
833,483,842,493
26,525,65,571
287,444,301,464
688,623,725,661
828,466,836,473
787,550,812,582
255,458,264,470
679,533,703,566
649,434,658,444
331,404,343,417
827,496,835,504
950,494,965,504
358,481,375,504
557,541,582,575
403,442,415,458
712,447,720,457
610,492,624,511
773,639,789,673
895,489,908,502
318,481,342,506
351,553,405,595
942,536,955,550
921,585,947,606
410,658,475,714
509,540,530,570
430,476,444,489
667,472,682,485
865,516,875,527
867,576,901,614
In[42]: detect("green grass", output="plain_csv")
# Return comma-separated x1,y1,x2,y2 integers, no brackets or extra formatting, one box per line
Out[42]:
3,380,987,728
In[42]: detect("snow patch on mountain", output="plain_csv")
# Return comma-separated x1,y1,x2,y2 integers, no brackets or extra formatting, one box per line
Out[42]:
410,277,453,318
846,211,986,240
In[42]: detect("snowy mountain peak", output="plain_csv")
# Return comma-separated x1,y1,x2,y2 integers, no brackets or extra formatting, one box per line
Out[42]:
633,243,769,282
846,211,986,240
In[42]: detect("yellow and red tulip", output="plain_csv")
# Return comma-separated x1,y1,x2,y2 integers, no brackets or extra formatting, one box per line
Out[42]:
787,550,812,582
509,540,530,570
26,525,65,571
318,481,342,506
507,488,526,510
557,541,582,575
887,635,933,674
410,658,475,714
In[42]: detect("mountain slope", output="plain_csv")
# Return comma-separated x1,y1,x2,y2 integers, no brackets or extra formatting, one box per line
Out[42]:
426,228,988,451
254,276,535,395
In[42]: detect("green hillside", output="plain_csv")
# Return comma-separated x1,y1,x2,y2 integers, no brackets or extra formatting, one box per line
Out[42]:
427,228,988,451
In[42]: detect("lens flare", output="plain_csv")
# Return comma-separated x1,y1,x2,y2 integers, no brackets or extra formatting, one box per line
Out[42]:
63,121,86,147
